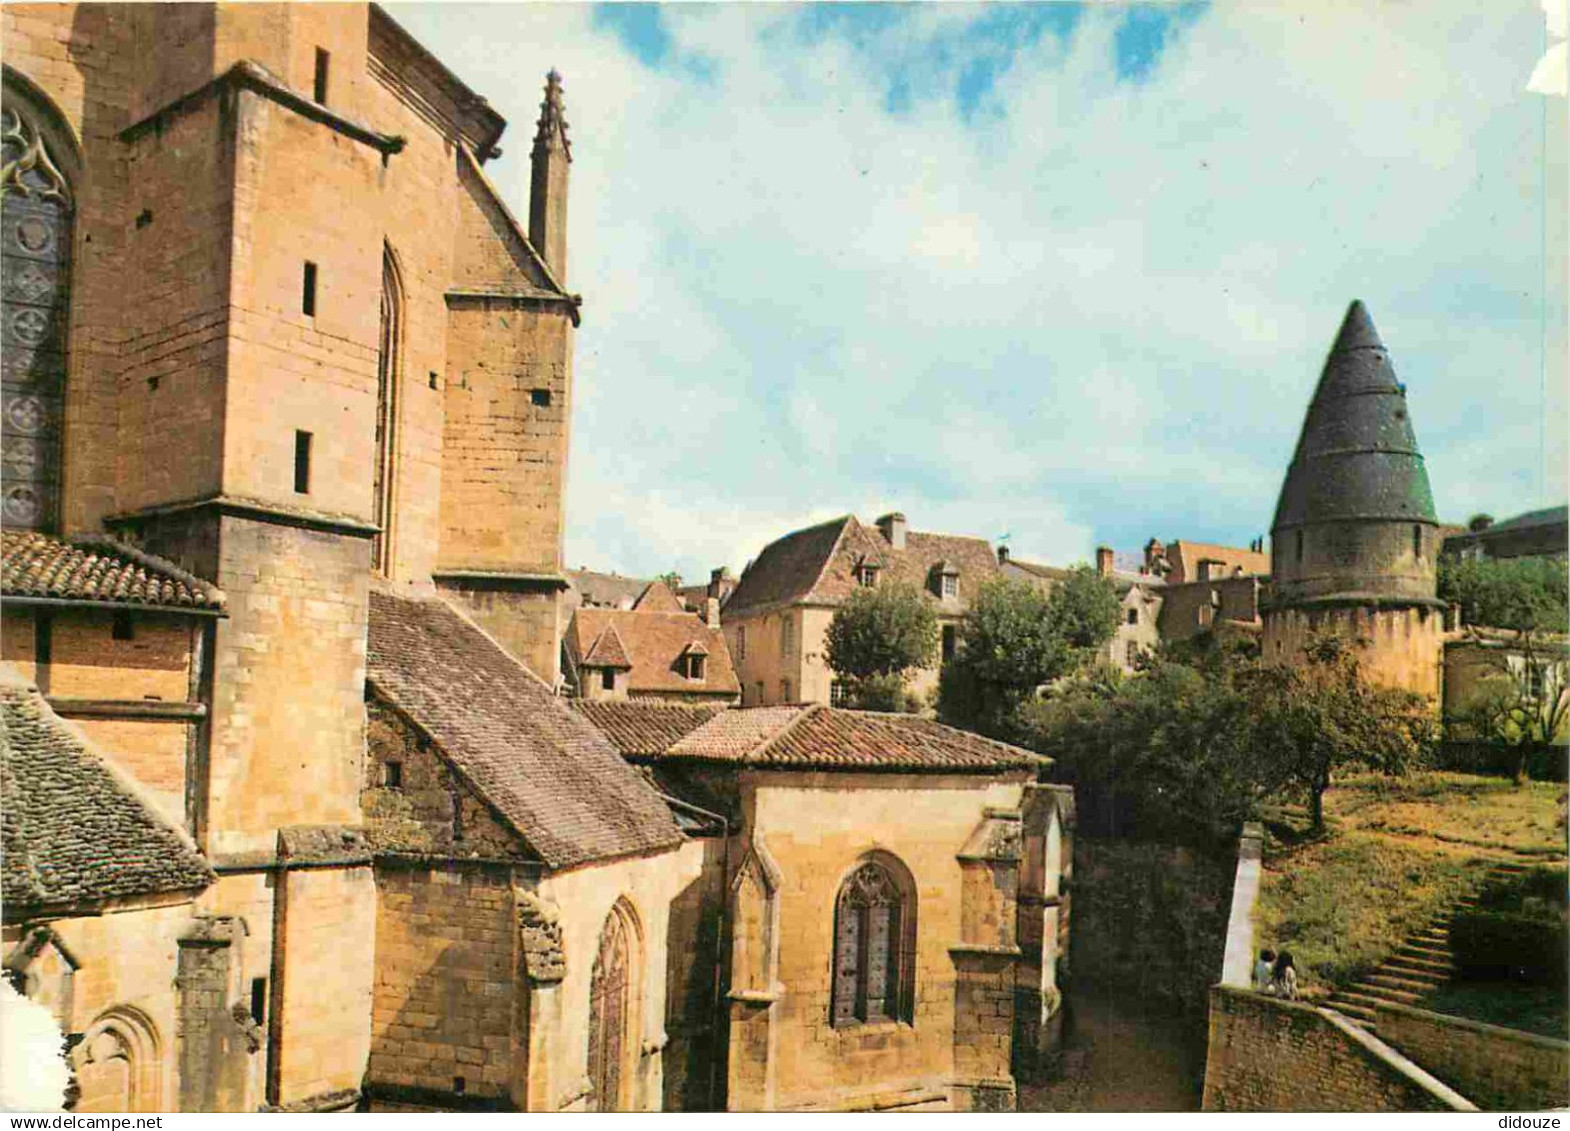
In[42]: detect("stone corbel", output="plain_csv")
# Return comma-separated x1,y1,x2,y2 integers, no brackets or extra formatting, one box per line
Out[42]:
515,889,566,985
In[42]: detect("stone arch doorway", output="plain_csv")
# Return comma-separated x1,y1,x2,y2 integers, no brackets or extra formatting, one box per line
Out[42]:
1,65,81,533
586,898,642,1112
75,1006,162,1114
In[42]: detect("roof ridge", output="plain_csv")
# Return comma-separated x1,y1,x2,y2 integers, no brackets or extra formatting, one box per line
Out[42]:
801,516,858,601
747,702,823,763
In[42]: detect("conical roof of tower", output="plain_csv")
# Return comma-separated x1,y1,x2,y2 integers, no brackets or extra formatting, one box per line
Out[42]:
1271,300,1437,531
533,68,571,160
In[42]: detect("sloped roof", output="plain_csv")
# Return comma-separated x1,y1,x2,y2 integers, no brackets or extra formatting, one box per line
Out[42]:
725,515,1000,620
2,530,225,611
565,607,740,697
1272,300,1437,531
366,591,683,870
632,580,686,613
1487,506,1568,534
1166,540,1270,583
663,704,1044,773
583,624,632,669
573,701,723,758
1,669,214,914
567,569,655,610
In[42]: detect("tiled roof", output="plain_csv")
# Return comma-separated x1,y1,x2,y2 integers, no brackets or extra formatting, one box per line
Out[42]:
725,515,1001,620
664,704,1045,773
583,624,632,669
366,591,683,870
573,700,724,758
2,530,225,610
1166,540,1270,583
566,569,655,610
632,581,685,613
1,669,214,914
565,608,740,697
1486,506,1568,534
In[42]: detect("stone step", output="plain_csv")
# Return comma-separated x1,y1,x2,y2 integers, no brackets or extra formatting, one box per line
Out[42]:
1364,972,1440,994
1399,942,1452,960
1383,956,1455,979
1349,982,1424,1005
1328,1000,1379,1024
1333,990,1401,1013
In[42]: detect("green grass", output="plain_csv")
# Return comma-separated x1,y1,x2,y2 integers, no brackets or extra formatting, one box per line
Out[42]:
1422,981,1569,1041
1253,771,1567,994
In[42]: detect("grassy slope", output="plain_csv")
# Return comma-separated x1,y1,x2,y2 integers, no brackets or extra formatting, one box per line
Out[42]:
1254,772,1567,993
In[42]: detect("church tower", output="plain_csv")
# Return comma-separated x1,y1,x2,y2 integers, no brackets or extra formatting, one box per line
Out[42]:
1262,300,1445,699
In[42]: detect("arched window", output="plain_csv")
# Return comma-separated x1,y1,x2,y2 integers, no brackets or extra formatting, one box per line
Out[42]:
831,855,915,1027
371,244,404,575
587,900,640,1112
75,1007,161,1114
2,70,78,532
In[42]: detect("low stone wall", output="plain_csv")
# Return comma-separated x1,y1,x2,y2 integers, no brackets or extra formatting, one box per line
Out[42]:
1372,1000,1570,1112
1201,986,1471,1111
1070,838,1233,1014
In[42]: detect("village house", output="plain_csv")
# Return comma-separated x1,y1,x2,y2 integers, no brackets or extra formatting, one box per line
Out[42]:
723,512,1000,708
1441,506,1569,562
561,580,740,704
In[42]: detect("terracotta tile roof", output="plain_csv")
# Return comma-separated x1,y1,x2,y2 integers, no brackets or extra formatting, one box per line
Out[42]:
663,704,1044,773
1,669,214,914
1166,540,1269,583
583,624,632,669
565,607,740,698
632,581,685,613
366,591,683,870
573,701,724,758
2,530,225,610
725,515,1001,620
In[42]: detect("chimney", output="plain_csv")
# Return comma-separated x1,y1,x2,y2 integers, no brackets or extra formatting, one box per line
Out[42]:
529,70,571,282
705,597,721,630
875,512,907,551
997,545,1010,564
1095,546,1114,578
708,566,731,599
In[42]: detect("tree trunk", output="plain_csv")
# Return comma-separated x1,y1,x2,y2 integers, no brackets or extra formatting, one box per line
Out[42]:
1310,776,1326,832
1512,743,1533,787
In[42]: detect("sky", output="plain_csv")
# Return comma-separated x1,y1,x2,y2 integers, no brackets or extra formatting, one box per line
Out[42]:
389,0,1567,581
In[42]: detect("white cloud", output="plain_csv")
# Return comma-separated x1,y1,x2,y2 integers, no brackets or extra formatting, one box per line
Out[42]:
390,1,1565,578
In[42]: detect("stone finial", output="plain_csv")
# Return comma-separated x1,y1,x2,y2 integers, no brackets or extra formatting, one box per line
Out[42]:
533,69,571,161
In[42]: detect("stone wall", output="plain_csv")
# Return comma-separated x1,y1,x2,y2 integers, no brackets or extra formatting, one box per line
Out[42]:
1262,604,1442,702
1069,838,1233,1015
1372,999,1570,1111
1201,986,1466,1111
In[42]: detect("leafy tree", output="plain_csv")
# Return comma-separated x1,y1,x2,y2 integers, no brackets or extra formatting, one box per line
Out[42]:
656,570,684,591
1246,635,1434,830
938,569,1120,738
1446,628,1570,785
824,582,939,710
1437,556,1568,632
1017,631,1432,840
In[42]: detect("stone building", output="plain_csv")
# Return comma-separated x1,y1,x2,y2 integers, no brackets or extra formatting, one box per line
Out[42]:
0,1,670,1113
562,580,740,704
1263,300,1446,699
1441,506,1569,562
723,512,1000,707
575,700,1076,1112
999,549,1164,674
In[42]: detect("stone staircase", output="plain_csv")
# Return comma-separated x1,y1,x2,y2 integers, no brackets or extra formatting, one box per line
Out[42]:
1324,860,1534,1029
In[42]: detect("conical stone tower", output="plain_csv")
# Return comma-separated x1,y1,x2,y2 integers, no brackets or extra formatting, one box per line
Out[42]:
1262,300,1445,699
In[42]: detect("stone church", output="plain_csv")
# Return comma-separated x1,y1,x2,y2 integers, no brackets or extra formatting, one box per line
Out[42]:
0,2,1071,1113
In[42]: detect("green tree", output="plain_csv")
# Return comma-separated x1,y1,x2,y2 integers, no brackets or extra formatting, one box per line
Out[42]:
938,569,1120,738
1437,556,1568,632
1446,627,1570,785
824,582,939,710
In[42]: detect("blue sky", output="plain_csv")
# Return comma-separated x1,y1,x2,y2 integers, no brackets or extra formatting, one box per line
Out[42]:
391,1,1566,580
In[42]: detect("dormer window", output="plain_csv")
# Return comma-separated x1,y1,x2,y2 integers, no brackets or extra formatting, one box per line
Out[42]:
857,565,879,588
682,641,710,680
931,560,959,599
684,653,707,680
941,573,958,599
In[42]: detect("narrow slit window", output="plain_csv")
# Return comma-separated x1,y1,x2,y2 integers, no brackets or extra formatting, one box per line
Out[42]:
313,48,331,105
112,611,135,641
601,668,615,692
250,977,267,1025
1412,524,1422,559
34,611,52,666
302,261,318,317
531,388,551,407
293,431,313,494
383,760,403,789
1295,529,1304,564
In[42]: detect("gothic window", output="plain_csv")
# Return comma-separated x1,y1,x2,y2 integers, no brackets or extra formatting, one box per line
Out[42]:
2,81,76,532
372,246,403,575
831,857,915,1027
587,902,637,1112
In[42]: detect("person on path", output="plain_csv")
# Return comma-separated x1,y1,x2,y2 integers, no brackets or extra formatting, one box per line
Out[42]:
1254,948,1276,993
1273,951,1299,1001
